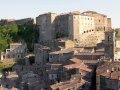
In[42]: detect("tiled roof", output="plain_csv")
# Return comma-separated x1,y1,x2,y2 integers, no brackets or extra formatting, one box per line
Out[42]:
64,58,92,72
101,71,120,80
97,61,120,80
49,48,73,54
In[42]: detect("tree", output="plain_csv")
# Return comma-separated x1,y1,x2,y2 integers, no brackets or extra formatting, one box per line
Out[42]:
0,24,18,51
0,23,38,52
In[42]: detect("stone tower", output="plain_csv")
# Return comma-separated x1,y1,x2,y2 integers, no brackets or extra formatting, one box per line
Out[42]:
36,13,57,44
104,29,115,59
68,12,80,41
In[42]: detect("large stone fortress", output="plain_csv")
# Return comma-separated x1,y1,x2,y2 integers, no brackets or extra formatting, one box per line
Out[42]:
36,11,111,47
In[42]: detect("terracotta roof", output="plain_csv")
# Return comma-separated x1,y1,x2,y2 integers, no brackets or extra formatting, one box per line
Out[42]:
50,79,85,90
64,62,92,72
63,57,94,72
6,72,18,79
97,62,120,77
101,71,120,80
75,52,104,55
49,48,73,54
70,58,83,64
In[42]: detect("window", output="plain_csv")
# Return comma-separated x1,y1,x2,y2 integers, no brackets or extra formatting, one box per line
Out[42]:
18,55,19,58
108,36,112,41
99,20,100,22
104,27,105,31
7,50,10,52
74,16,76,19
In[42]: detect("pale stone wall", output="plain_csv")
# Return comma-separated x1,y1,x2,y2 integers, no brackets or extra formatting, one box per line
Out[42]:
107,18,112,28
114,39,120,60
68,13,95,41
36,11,111,47
82,11,111,32
68,14,80,41
79,15,95,34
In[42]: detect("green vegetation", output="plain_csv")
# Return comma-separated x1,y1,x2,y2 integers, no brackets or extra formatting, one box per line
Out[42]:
17,24,39,51
0,24,18,51
0,23,38,52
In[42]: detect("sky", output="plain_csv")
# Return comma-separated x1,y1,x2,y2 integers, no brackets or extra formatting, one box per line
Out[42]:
0,0,120,28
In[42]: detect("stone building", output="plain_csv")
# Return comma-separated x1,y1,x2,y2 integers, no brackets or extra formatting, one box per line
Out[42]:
1,42,27,60
19,71,41,90
5,71,19,89
50,77,86,90
81,11,112,42
96,61,120,90
46,56,94,90
54,14,69,38
104,29,115,59
114,38,120,60
46,49,74,84
104,29,120,61
49,48,74,63
36,13,57,44
34,44,50,65
73,46,104,60
55,39,74,50
36,11,111,47
82,11,111,32
68,11,95,41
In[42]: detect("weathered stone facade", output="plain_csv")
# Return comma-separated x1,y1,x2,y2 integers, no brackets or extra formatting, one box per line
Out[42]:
68,12,95,41
36,11,111,47
36,13,57,43
1,42,27,60
54,14,69,38
104,30,115,59
82,11,111,32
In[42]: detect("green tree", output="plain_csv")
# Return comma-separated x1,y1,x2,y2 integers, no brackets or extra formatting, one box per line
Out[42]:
0,24,18,51
0,23,38,52
17,24,38,52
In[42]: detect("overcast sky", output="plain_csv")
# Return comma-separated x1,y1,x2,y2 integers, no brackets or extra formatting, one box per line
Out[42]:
0,0,119,28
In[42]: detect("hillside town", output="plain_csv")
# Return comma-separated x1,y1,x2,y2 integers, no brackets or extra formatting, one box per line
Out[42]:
0,11,120,90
